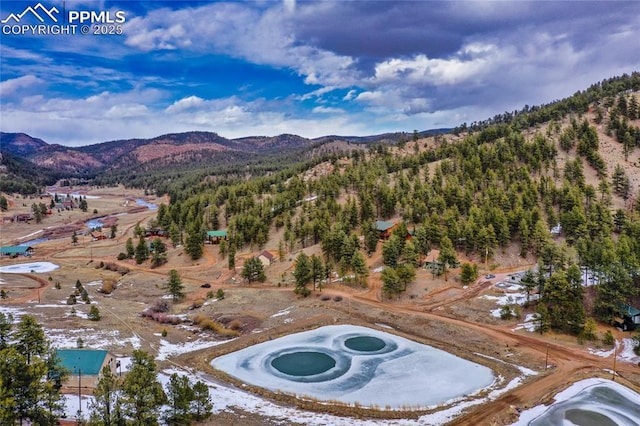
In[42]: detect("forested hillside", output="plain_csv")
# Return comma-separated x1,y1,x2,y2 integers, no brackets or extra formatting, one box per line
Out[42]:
152,73,640,334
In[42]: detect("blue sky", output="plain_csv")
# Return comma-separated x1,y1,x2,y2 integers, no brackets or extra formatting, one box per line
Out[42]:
1,1,639,146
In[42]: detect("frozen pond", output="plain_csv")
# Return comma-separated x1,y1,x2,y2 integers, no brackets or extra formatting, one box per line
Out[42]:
0,261,60,274
513,378,640,425
212,324,495,409
135,198,158,210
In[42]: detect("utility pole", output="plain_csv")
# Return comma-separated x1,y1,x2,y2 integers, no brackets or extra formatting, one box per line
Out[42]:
545,344,549,370
612,341,618,381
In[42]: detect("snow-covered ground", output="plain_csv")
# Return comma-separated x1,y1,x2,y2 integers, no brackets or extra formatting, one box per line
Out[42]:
511,378,640,425
587,338,640,364
212,324,495,409
0,261,60,273
512,313,538,332
156,338,229,361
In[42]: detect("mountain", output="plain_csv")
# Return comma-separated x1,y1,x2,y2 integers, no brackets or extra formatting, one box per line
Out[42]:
0,132,49,156
0,129,418,181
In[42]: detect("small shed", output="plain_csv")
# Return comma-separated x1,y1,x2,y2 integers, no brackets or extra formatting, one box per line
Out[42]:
0,245,34,257
257,250,275,268
56,349,116,389
207,230,228,244
375,220,396,239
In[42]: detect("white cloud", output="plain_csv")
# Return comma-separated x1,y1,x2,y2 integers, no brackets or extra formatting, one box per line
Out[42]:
372,43,498,86
165,95,205,113
343,90,357,101
0,75,43,96
312,106,345,114
123,2,358,90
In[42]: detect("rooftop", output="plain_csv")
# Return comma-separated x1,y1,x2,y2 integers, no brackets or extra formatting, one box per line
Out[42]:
56,349,110,376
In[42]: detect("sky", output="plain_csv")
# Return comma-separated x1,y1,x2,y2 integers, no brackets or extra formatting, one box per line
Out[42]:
1,0,639,147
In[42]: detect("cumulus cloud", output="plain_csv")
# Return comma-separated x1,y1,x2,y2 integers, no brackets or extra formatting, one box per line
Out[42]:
0,75,43,96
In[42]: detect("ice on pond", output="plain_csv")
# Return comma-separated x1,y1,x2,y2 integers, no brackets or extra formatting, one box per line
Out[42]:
212,324,495,409
0,261,60,274
512,378,640,425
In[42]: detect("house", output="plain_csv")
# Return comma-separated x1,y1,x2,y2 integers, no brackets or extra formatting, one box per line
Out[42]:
375,220,396,239
13,213,32,222
615,304,640,331
257,250,275,268
56,349,117,390
0,245,34,257
144,228,167,238
207,230,228,244
90,231,107,241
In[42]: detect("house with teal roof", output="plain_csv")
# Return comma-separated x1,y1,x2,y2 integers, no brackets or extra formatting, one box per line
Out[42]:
207,230,228,244
0,245,34,257
56,349,116,389
616,303,640,331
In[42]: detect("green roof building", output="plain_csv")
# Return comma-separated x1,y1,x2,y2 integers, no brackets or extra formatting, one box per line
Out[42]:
206,230,228,243
56,349,115,389
0,246,34,257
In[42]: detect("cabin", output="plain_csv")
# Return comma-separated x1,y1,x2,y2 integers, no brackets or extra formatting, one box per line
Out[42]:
207,230,228,244
13,213,32,222
257,250,276,268
56,349,117,390
615,304,640,331
0,245,34,257
144,229,168,238
90,231,107,241
375,220,396,239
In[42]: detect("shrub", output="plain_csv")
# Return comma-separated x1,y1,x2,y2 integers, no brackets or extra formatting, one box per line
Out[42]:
190,299,204,310
88,305,100,321
99,280,115,295
216,288,225,299
602,330,615,346
333,295,342,302
581,318,598,341
228,319,243,330
500,305,513,320
55,281,61,290
67,294,77,305
206,291,214,299
161,329,168,337
151,299,170,313
117,252,127,260
192,315,240,337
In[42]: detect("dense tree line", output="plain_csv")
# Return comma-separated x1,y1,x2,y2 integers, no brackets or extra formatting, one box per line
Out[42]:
0,314,68,425
143,76,640,331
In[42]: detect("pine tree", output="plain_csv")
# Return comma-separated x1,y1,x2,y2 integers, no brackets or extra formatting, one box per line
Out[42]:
293,252,311,296
310,254,324,291
166,269,185,302
191,380,213,421
121,350,166,426
135,236,149,264
88,305,101,321
351,250,368,287
438,236,458,281
125,237,135,259
164,373,193,425
89,365,123,426
241,257,266,283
